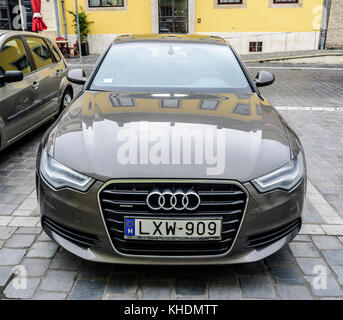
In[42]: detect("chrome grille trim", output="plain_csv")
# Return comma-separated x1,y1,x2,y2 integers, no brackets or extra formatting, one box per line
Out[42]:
97,179,249,258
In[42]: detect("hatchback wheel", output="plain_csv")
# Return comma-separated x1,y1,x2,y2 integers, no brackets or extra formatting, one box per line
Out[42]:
54,89,73,121
62,90,72,109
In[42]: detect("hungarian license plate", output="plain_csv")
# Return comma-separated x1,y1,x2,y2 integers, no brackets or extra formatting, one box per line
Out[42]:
124,217,222,240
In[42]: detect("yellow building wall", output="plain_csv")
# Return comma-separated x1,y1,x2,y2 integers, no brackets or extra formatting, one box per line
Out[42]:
59,0,151,36
57,0,324,54
196,0,324,33
59,0,324,36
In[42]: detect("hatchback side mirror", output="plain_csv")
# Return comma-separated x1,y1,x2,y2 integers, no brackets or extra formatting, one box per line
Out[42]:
254,71,275,87
67,68,87,85
0,71,23,85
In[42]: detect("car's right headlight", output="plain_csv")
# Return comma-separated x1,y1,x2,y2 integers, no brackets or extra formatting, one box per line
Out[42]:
251,152,305,193
39,149,94,192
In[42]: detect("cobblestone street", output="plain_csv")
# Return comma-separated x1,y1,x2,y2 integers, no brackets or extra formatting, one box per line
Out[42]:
0,63,343,300
250,64,343,109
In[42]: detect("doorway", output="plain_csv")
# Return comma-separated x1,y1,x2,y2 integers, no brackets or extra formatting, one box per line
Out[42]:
158,0,188,34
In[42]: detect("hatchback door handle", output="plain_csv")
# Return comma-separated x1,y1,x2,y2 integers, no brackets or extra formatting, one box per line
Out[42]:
32,81,40,90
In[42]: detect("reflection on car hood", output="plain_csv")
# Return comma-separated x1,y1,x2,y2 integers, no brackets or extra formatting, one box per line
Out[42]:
52,91,291,182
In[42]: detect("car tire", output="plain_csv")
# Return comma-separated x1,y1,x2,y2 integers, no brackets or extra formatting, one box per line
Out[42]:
61,88,73,111
52,88,73,122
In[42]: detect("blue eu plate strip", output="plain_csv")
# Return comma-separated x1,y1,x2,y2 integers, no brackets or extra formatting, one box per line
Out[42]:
125,218,135,236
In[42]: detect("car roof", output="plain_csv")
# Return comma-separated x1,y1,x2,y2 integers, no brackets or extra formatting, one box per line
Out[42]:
0,29,9,36
0,30,48,39
113,33,228,45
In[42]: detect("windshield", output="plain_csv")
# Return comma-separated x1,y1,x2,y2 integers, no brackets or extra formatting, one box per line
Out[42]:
89,42,251,93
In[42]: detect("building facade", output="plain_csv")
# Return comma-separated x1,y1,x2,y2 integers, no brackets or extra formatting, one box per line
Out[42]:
0,0,33,30
0,0,59,37
325,0,343,49
56,0,325,54
1,0,331,54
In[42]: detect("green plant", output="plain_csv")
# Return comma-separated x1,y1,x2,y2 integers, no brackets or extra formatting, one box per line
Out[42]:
68,6,94,43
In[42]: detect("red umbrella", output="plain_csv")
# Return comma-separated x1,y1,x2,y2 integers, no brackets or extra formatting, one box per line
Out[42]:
31,0,47,31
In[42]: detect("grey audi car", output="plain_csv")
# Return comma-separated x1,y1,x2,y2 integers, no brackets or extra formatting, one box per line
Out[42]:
36,34,306,264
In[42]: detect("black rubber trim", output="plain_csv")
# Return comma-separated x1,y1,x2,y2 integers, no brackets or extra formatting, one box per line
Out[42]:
42,216,100,248
245,218,301,248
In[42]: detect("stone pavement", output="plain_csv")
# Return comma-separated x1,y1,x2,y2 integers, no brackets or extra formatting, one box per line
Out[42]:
240,49,343,63
250,64,343,110
1,65,343,300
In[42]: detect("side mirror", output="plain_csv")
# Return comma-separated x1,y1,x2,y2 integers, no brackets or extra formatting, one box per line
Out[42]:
254,71,275,87
0,71,23,85
67,68,87,85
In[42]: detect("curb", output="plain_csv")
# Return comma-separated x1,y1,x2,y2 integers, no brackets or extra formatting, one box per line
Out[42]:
242,52,343,63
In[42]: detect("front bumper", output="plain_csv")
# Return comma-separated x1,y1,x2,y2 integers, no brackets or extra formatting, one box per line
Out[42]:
37,175,305,265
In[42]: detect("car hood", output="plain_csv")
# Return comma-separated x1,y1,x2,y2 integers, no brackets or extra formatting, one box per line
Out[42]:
50,91,291,182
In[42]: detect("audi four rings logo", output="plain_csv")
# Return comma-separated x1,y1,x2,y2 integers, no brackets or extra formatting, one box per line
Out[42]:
146,189,201,211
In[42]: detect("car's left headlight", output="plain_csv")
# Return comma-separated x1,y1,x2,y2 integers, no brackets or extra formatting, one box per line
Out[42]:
251,152,305,193
39,149,94,192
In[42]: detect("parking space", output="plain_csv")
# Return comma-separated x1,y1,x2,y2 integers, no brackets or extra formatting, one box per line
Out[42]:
1,63,343,300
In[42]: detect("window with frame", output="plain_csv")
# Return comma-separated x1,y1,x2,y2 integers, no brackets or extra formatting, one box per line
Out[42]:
273,0,298,3
0,7,9,19
88,0,124,7
200,100,219,110
25,37,53,69
218,0,243,4
249,41,263,52
109,95,135,107
0,37,31,76
45,38,61,62
233,104,251,116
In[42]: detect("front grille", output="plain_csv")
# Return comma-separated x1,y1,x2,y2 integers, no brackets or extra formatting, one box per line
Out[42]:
42,216,100,248
99,181,247,256
245,218,301,249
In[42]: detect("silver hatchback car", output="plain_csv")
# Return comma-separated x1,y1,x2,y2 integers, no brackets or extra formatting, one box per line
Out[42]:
0,30,73,151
